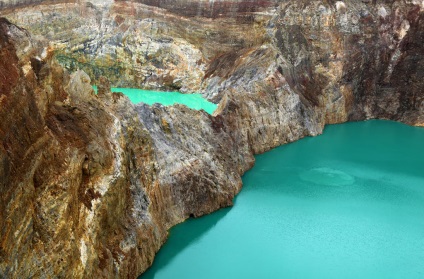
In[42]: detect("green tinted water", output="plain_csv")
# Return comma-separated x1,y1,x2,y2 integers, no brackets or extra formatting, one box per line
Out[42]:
140,120,424,279
93,86,216,114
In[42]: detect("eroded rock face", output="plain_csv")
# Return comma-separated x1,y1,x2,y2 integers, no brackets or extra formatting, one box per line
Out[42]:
0,17,247,279
0,0,423,278
119,0,279,18
0,0,273,92
206,0,421,129
0,18,157,278
2,0,422,125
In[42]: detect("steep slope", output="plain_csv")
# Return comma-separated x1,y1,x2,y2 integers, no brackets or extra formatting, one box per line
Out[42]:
0,0,423,278
0,17,251,278
0,0,273,91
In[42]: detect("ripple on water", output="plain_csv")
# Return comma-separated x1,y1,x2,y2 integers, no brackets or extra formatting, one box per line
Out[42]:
139,120,424,279
300,167,355,186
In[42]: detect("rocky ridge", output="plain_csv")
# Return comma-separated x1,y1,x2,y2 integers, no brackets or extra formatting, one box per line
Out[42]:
1,0,424,278
1,0,273,92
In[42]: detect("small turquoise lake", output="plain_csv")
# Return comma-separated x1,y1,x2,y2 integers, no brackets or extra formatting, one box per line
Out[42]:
140,120,424,279
93,86,217,114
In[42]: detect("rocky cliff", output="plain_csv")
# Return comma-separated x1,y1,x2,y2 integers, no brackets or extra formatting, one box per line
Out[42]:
0,16,247,278
1,0,273,91
1,0,423,278
2,0,422,124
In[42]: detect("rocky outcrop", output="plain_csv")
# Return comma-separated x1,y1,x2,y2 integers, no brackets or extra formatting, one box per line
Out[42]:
119,0,279,18
203,0,424,159
1,18,156,277
1,0,423,278
2,0,422,125
0,0,273,92
0,17,247,279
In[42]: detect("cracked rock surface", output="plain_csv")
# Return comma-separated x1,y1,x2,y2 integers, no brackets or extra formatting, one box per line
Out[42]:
0,0,423,278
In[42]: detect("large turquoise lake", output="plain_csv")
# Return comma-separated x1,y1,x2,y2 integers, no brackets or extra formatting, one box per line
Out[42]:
94,87,217,114
140,120,424,279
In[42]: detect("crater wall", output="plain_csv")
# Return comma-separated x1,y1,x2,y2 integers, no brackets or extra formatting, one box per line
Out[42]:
0,1,423,278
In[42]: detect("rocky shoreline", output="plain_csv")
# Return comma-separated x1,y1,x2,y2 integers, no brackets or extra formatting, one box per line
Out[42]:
1,1,423,278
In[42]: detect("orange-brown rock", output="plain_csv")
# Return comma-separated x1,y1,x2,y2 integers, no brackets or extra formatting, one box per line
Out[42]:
0,18,245,279
0,0,423,278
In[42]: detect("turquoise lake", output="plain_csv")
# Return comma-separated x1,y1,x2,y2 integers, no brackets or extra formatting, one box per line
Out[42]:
140,120,424,279
94,86,217,114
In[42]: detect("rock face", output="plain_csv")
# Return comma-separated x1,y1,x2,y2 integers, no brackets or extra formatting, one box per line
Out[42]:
0,18,157,278
120,0,279,18
0,17,245,279
2,0,423,124
0,0,273,92
0,0,424,278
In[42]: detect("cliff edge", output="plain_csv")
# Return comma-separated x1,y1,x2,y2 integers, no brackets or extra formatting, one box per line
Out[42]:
0,0,423,278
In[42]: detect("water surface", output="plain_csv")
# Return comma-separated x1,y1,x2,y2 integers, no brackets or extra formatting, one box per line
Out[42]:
140,120,424,279
94,86,216,114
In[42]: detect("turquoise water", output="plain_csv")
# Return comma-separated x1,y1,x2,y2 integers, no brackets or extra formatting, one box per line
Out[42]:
140,120,424,279
93,86,216,114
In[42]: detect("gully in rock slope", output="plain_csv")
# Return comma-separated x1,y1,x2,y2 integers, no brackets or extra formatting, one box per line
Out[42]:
1,0,424,278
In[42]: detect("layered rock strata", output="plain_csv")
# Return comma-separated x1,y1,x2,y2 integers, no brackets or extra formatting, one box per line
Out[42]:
0,17,246,278
1,0,274,91
2,0,422,126
0,0,423,278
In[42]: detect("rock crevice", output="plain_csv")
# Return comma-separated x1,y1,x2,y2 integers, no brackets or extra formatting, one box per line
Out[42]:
0,0,423,278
